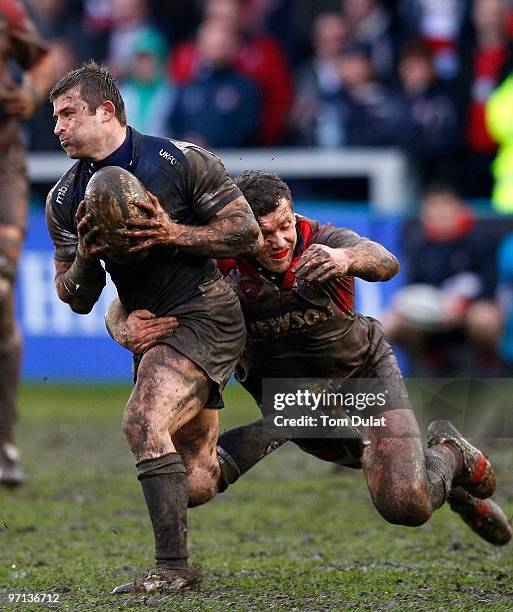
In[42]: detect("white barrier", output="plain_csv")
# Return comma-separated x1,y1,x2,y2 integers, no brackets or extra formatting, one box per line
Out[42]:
27,148,414,214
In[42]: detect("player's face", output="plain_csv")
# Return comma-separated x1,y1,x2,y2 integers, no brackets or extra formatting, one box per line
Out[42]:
256,198,297,273
53,87,105,159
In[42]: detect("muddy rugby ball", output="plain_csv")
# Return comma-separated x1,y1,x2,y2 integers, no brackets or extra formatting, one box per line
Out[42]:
84,166,151,264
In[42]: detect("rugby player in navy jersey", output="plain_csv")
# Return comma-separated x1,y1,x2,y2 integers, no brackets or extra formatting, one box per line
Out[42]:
107,171,511,557
46,62,263,594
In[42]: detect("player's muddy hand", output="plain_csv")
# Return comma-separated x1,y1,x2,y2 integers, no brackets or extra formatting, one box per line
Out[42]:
292,244,353,283
123,309,179,353
2,85,38,119
76,201,106,260
120,191,181,252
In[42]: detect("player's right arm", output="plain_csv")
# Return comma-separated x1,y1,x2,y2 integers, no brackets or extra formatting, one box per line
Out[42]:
293,222,399,283
46,190,107,314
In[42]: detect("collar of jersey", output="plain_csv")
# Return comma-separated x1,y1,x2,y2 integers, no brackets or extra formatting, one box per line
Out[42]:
88,127,134,173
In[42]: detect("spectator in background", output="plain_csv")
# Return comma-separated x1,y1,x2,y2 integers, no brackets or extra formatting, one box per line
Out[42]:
106,0,152,78
171,0,292,145
458,0,513,199
120,27,174,137
78,0,112,62
393,41,459,187
27,0,82,43
330,45,400,147
342,0,395,79
239,0,296,63
291,12,348,146
286,0,343,66
168,20,261,148
385,186,503,376
396,0,470,80
149,0,201,48
25,39,79,152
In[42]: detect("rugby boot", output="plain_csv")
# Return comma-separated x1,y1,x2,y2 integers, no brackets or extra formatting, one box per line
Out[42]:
448,486,511,546
427,420,495,499
0,442,24,487
112,567,200,594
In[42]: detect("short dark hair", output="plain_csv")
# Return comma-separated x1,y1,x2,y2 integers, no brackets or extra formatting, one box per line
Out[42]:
400,39,433,64
50,60,127,126
235,170,292,217
422,182,462,202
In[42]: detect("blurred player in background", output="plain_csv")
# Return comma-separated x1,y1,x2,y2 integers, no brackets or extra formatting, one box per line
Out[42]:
46,62,262,594
0,0,54,486
385,185,503,376
108,170,511,550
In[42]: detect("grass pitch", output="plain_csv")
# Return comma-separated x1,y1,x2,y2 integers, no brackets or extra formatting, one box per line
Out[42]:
0,383,512,611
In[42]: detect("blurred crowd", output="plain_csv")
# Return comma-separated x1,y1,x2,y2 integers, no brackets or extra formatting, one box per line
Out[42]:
21,0,513,201
19,0,513,375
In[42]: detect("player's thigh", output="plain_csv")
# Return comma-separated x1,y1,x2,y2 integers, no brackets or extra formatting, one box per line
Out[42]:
360,407,426,484
360,407,432,525
125,343,211,435
361,345,426,492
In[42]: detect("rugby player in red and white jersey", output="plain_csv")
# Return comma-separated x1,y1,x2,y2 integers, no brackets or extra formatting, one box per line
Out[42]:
107,170,511,547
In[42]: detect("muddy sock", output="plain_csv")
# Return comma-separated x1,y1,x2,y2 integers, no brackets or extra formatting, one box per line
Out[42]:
217,419,286,491
424,445,460,510
137,452,188,570
441,441,464,475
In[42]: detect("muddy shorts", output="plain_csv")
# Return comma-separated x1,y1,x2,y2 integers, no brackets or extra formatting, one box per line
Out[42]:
293,338,412,467
133,276,246,408
237,320,411,466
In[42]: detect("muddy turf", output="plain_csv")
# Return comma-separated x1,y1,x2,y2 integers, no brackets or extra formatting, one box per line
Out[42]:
0,384,512,611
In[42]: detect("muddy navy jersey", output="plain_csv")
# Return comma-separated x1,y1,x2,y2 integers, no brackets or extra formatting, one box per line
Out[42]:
46,128,242,314
219,216,386,396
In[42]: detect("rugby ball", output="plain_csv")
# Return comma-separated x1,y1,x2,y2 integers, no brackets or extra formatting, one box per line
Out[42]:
392,284,447,331
84,166,150,264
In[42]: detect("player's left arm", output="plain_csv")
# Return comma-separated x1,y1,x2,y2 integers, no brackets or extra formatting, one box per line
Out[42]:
293,227,399,283
122,192,263,258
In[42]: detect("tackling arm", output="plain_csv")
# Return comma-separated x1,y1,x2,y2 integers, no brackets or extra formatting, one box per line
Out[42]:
293,238,399,284
105,298,179,353
343,239,400,282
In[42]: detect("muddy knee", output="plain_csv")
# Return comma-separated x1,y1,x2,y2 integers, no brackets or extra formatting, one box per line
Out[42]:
186,456,220,508
122,413,150,456
372,481,432,526
122,409,171,459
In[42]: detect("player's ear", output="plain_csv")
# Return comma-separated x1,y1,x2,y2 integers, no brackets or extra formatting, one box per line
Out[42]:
99,100,116,122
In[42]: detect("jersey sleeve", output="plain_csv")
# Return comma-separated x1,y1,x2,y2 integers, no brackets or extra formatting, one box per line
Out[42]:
180,144,242,221
311,222,364,249
3,0,48,68
45,187,78,262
